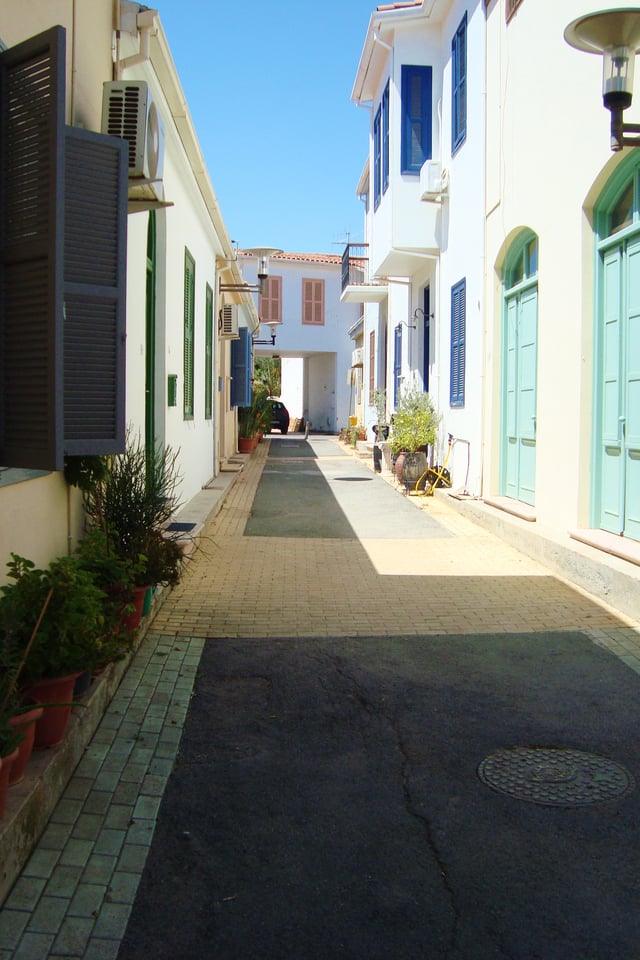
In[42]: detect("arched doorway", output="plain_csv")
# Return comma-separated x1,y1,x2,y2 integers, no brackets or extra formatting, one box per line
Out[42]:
501,231,539,505
594,157,640,540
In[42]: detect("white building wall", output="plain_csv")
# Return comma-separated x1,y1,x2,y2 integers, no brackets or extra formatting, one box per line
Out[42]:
240,254,360,433
354,0,485,493
483,0,629,531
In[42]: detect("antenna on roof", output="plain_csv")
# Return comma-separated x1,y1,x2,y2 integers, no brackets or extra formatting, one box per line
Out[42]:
332,232,352,246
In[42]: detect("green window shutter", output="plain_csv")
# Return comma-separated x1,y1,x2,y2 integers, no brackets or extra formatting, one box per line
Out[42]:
183,249,195,420
63,126,127,454
204,283,213,420
0,27,66,470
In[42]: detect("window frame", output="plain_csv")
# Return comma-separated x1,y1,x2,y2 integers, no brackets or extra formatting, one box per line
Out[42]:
368,330,376,404
452,13,467,154
401,65,433,175
183,248,195,421
204,282,213,420
450,278,466,408
259,275,282,325
302,278,325,325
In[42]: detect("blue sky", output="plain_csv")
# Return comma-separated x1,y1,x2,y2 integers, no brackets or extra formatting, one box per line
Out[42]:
156,0,377,255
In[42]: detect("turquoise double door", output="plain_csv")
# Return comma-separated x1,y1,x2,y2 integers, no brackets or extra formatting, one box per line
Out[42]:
598,240,640,539
502,284,538,506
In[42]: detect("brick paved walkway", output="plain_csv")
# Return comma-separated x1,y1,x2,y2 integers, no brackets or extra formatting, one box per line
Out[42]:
1,435,639,959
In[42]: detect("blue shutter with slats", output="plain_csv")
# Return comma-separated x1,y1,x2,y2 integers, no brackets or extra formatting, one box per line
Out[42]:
393,324,402,407
230,328,251,408
401,65,432,174
450,279,466,407
452,14,467,153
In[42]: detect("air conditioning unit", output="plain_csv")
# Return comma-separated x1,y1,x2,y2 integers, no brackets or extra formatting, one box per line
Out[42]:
420,159,448,201
352,347,364,368
102,81,165,198
220,304,240,339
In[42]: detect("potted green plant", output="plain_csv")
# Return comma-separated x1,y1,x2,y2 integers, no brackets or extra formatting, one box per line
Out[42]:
78,433,184,625
0,554,107,748
389,386,441,491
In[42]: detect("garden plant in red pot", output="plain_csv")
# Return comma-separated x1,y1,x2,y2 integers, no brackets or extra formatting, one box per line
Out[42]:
0,553,107,749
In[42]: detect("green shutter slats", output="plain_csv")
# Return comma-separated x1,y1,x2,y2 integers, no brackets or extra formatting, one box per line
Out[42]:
0,27,65,470
205,283,213,420
183,249,195,420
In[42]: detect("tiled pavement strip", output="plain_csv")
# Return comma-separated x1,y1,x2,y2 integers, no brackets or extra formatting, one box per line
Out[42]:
2,437,640,958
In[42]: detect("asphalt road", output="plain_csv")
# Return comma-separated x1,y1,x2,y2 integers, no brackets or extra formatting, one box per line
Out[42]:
116,440,640,960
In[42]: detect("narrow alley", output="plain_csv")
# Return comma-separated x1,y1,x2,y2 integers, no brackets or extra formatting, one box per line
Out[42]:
2,435,640,959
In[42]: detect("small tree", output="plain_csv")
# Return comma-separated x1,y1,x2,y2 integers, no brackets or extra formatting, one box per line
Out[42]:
372,388,388,439
254,357,281,398
389,386,440,455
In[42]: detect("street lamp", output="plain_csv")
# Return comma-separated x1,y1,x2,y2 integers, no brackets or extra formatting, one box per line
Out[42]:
219,246,283,295
565,8,640,150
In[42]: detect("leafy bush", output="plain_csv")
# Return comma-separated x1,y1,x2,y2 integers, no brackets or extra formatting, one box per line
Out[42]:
389,386,440,455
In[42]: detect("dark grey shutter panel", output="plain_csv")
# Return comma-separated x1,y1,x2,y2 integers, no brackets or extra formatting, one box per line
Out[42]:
0,27,65,469
64,127,127,454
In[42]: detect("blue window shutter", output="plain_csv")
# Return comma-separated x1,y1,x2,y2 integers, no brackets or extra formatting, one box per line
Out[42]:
382,83,389,195
401,65,432,174
393,324,402,407
452,14,467,153
230,328,251,408
450,279,466,407
373,103,382,209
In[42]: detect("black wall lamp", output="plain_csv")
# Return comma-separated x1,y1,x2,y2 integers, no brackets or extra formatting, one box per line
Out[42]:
565,8,640,151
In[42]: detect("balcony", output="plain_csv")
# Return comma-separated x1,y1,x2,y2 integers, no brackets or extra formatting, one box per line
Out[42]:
340,244,388,303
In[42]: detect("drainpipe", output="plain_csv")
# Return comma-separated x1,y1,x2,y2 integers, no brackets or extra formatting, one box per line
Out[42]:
116,6,158,78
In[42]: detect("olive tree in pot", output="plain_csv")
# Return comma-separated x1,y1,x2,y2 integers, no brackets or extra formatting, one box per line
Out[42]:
389,386,441,492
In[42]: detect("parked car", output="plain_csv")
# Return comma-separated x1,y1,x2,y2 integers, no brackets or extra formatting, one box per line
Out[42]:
269,399,290,434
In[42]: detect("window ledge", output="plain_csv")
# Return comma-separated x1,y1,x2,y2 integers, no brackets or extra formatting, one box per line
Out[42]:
483,495,536,522
569,529,640,568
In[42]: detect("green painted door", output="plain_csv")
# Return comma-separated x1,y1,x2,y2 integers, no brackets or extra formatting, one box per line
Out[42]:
599,238,640,538
503,284,538,505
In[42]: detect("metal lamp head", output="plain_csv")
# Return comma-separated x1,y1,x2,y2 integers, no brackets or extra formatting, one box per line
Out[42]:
565,8,640,148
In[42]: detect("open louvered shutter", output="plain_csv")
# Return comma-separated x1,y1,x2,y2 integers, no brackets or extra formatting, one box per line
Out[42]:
64,127,127,454
230,328,251,408
0,27,65,469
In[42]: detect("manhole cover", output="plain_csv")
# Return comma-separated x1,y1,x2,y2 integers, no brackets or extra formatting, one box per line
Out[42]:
478,747,635,806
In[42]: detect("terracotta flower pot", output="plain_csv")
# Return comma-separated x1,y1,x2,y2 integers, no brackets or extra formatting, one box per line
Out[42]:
8,706,44,784
0,748,19,817
26,673,83,749
121,584,151,632
238,436,257,454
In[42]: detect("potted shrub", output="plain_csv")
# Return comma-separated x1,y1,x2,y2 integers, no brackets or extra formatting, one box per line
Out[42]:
78,433,184,626
389,386,441,491
0,554,108,748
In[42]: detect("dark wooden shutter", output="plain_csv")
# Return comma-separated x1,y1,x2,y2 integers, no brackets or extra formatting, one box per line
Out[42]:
64,127,127,454
230,328,251,408
0,27,65,469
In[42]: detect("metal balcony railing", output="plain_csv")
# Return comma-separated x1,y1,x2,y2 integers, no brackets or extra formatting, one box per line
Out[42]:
341,243,371,294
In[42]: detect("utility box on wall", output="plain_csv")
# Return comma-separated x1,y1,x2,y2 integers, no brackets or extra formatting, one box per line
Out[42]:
167,374,178,407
